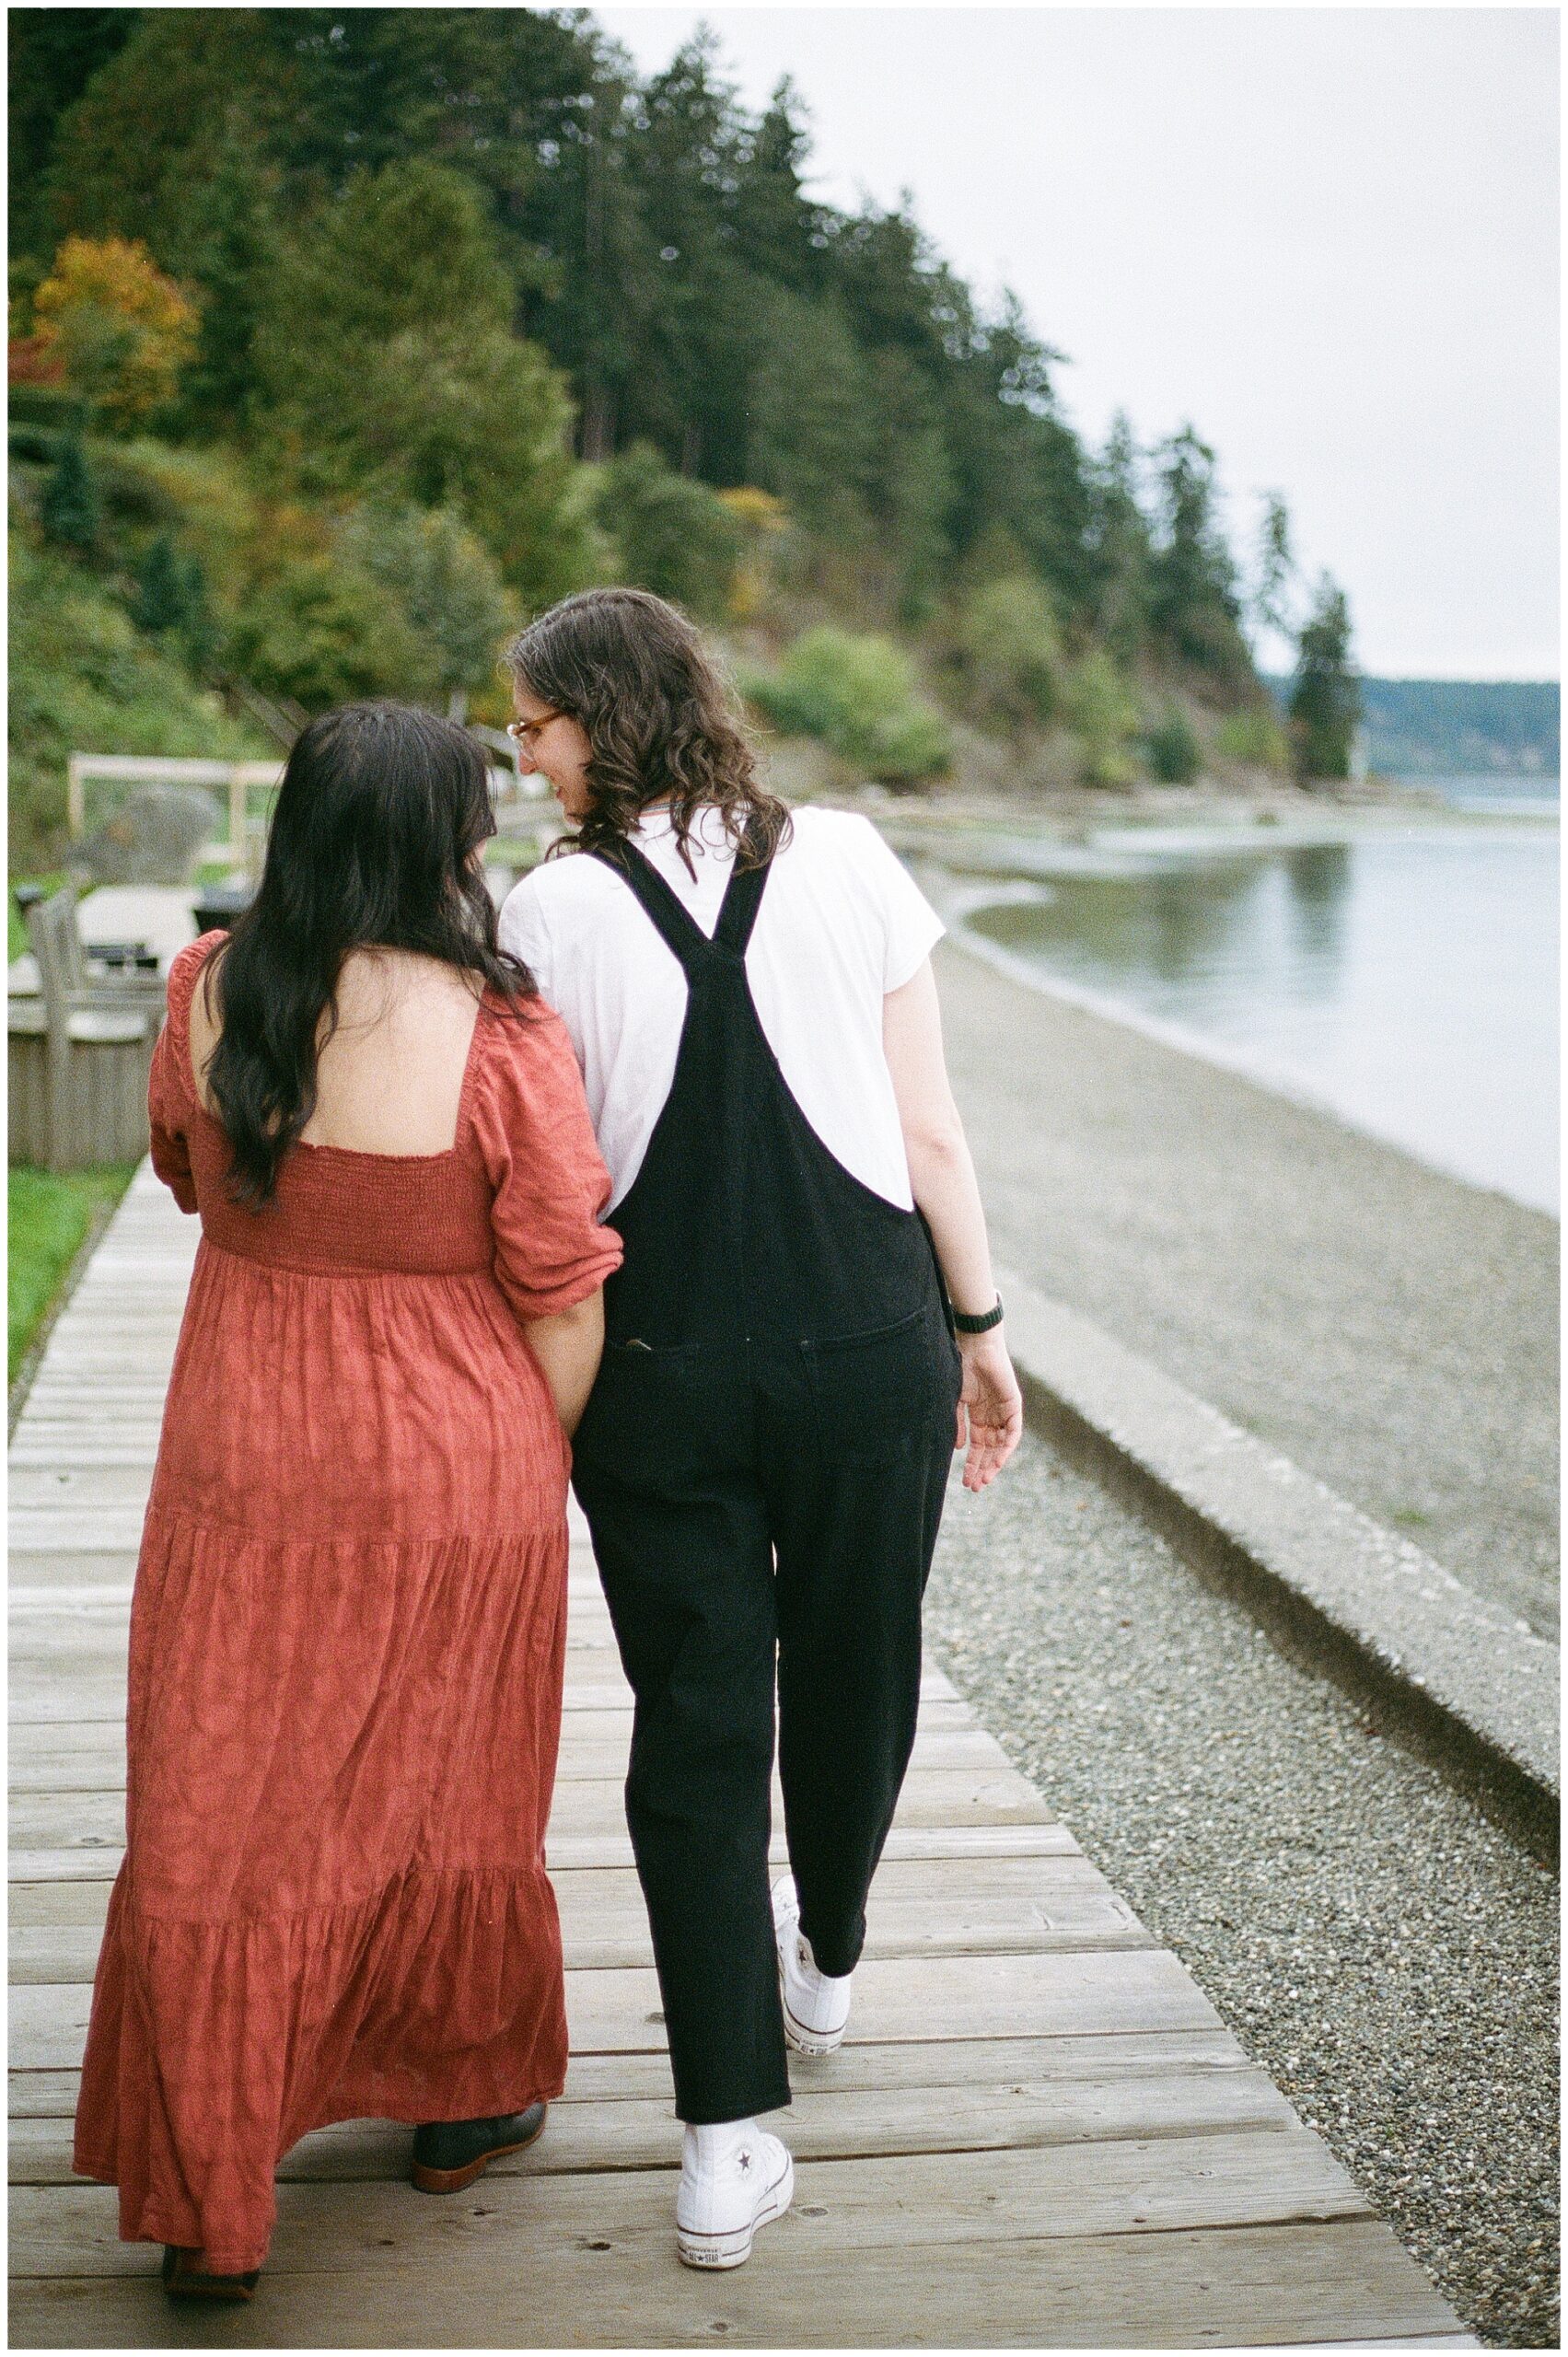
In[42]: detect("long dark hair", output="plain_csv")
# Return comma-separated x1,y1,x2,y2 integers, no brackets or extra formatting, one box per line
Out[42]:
503,586,792,877
199,701,534,1207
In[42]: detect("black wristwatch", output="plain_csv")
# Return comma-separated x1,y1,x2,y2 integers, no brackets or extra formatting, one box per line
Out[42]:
952,1294,1004,1335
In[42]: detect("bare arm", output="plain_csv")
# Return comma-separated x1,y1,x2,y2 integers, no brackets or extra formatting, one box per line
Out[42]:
883,958,1023,1491
520,1287,606,1438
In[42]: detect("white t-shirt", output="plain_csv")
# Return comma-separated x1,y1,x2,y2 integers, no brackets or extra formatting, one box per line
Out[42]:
498,804,944,1213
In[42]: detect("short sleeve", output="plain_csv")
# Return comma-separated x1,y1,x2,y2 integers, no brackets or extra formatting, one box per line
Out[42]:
497,873,554,1006
146,936,220,1214
852,818,946,990
470,996,622,1321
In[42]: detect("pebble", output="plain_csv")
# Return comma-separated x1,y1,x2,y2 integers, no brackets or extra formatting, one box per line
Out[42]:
926,1433,1560,2350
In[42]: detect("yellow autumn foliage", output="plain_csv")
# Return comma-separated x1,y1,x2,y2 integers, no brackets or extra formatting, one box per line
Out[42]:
32,236,198,423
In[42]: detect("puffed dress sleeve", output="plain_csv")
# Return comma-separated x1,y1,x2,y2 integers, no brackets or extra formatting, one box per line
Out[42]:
146,938,219,1214
470,994,623,1322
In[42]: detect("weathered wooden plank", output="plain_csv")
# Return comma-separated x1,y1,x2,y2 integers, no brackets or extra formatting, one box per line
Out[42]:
7,1724,1005,1794
11,1766,1055,1856
2,2219,1466,2349
12,2060,1302,2185
8,1626,628,1667
12,1864,1151,1982
6,1674,685,1722
9,2029,1260,2124
10,1848,1121,1930
11,1950,1218,2072
11,2130,1375,2278
6,1693,978,1756
9,1823,1083,1884
6,1575,615,1614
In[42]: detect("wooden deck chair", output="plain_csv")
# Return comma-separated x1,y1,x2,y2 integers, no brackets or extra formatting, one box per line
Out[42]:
8,888,161,1171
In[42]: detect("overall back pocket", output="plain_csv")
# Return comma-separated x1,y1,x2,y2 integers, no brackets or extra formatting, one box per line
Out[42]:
801,1306,936,1468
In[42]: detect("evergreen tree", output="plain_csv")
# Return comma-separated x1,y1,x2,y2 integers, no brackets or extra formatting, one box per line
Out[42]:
1247,490,1297,660
128,535,216,671
522,64,661,463
172,135,276,439
41,435,101,554
338,505,515,717
1145,424,1252,685
8,7,142,261
592,442,742,620
1289,574,1361,784
250,157,592,601
39,13,286,277
732,78,830,295
10,8,1294,725
621,31,761,481
1084,412,1154,661
746,284,876,555
129,534,187,634
862,346,954,623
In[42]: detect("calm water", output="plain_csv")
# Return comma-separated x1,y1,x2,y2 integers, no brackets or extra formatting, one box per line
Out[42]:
961,815,1559,1214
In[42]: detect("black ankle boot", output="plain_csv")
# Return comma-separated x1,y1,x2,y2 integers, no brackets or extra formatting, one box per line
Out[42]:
410,2104,548,2193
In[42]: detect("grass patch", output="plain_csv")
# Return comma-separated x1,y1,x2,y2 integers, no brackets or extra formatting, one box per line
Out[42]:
8,1163,138,1388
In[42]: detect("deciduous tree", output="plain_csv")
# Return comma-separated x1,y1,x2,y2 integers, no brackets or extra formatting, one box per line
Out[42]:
31,236,198,426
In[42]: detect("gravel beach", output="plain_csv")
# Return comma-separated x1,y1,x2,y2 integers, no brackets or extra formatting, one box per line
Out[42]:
926,1435,1561,2349
931,936,1560,1638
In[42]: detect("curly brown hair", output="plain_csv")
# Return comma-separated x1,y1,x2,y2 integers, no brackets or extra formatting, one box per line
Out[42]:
502,586,792,877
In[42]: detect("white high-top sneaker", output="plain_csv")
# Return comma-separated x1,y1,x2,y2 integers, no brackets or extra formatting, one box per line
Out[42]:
772,1875,853,2055
677,2119,794,2269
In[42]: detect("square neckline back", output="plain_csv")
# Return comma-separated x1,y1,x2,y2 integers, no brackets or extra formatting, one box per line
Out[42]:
180,935,494,1167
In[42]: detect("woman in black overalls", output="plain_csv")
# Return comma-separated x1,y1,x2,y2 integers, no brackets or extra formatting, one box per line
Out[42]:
500,588,1023,2268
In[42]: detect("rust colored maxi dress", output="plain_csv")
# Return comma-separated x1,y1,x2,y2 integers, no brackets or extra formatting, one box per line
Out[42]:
73,935,622,2276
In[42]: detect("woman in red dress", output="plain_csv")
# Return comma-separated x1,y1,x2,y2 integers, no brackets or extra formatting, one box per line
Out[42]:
72,702,621,2296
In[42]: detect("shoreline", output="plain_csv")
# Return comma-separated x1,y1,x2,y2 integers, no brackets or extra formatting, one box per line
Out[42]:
938,889,1555,1222
874,803,1557,1221
930,935,1558,1642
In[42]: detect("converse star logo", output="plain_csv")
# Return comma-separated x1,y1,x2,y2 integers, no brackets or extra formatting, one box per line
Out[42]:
736,2149,752,2173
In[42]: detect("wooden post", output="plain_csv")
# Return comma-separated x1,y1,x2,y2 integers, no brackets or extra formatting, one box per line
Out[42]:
66,757,85,840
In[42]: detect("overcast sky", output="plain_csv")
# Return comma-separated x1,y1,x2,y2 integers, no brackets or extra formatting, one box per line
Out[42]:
593,6,1559,681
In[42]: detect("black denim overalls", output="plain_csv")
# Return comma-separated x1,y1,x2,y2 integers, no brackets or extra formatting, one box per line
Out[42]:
569,827,962,2124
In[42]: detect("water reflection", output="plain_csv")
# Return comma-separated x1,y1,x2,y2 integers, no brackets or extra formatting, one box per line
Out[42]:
962,829,1557,1213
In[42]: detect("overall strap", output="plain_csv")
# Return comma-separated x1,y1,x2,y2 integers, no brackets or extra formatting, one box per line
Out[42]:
588,822,775,974
587,840,710,977
712,840,772,959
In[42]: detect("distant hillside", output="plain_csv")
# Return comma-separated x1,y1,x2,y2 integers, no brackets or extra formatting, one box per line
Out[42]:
1263,675,1559,779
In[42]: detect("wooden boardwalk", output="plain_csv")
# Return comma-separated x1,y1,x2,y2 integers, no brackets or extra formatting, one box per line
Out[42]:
9,1165,1474,2347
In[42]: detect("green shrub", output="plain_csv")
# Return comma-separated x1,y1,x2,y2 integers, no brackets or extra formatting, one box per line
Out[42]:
95,439,263,605
1214,707,1291,769
1144,705,1202,784
745,626,951,785
337,504,516,715
591,442,742,621
221,554,423,710
1061,649,1141,789
8,522,270,865
951,574,1061,734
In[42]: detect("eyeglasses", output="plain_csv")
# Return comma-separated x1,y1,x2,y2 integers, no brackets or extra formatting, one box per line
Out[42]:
506,710,563,750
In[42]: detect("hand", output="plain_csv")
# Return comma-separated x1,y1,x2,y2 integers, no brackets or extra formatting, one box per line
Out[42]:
954,1328,1023,1491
